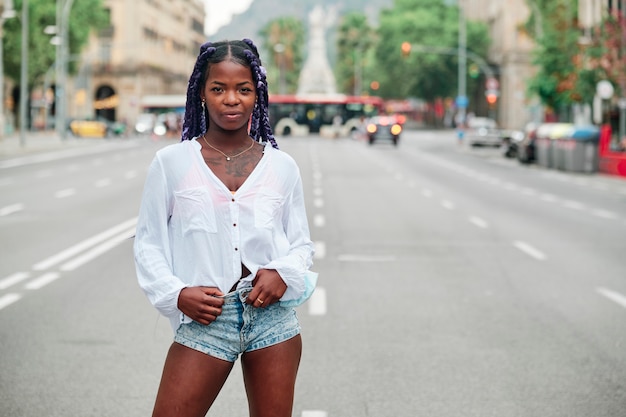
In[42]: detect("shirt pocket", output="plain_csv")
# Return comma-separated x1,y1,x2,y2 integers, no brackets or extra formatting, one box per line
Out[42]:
254,188,285,229
173,187,217,235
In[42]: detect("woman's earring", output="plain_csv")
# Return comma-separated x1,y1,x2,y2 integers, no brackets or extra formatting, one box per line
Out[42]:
201,100,205,112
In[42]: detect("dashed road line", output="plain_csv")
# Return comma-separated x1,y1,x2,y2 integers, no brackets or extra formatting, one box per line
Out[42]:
54,188,76,198
0,272,30,290
0,203,24,216
469,216,489,229
313,241,326,260
596,287,626,309
513,240,547,260
313,214,325,227
24,272,61,290
0,293,22,310
308,287,327,316
32,217,138,271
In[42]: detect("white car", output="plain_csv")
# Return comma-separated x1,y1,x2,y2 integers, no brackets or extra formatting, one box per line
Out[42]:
465,117,502,147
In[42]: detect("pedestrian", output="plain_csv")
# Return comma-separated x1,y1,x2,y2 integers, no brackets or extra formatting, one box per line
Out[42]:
133,39,316,417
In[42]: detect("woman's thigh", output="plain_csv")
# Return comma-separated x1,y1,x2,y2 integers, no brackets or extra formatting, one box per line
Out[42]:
241,334,302,417
152,342,234,417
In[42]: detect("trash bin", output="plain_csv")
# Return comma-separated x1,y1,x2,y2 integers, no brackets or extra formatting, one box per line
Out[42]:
536,123,573,169
551,124,574,170
562,125,600,173
535,124,553,168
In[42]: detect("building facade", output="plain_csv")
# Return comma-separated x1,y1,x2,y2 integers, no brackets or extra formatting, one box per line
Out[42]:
465,0,625,130
67,0,206,126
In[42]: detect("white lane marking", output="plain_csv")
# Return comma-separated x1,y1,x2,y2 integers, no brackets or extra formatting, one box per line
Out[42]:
0,272,31,290
337,254,396,262
441,200,455,210
312,172,322,181
469,216,488,229
596,287,626,309
513,241,547,260
313,198,324,208
592,209,618,220
302,411,327,417
32,217,138,271
313,187,323,196
540,193,558,202
562,200,585,210
0,203,24,216
95,178,112,187
0,293,22,310
55,188,76,198
313,214,325,227
313,241,326,260
124,170,137,179
308,287,327,316
60,228,135,271
24,272,61,290
421,188,433,198
394,173,404,181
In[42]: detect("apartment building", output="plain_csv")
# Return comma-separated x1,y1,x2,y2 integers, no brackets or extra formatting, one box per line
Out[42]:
69,0,206,125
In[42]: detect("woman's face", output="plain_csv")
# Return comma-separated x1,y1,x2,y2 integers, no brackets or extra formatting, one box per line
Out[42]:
202,60,256,133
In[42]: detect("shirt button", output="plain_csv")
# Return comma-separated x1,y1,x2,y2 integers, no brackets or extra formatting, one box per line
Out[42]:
234,247,238,251
231,198,235,202
233,223,237,227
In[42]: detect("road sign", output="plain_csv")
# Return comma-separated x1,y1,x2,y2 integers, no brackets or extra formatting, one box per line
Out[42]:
596,80,614,99
456,95,468,109
486,77,499,90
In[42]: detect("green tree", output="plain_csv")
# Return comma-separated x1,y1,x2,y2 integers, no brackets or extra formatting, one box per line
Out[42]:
371,0,489,102
525,0,583,114
3,0,109,88
335,11,376,95
258,17,305,95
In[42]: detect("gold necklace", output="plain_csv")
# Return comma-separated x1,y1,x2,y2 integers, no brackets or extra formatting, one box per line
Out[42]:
202,134,255,161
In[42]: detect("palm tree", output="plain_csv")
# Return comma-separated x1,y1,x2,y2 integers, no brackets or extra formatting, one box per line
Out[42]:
259,17,305,94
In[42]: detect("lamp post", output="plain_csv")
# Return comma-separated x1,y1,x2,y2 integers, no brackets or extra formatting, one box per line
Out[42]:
19,0,27,146
55,0,74,140
457,0,467,126
274,43,286,95
0,0,17,140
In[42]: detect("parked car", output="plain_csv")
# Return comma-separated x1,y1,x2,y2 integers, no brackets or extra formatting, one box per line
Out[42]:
465,117,501,147
365,115,403,146
69,117,126,138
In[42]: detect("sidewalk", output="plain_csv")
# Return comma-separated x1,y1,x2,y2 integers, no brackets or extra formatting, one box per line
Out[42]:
0,130,119,159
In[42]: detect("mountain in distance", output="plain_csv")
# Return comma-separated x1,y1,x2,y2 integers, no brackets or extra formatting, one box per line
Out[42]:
210,0,394,43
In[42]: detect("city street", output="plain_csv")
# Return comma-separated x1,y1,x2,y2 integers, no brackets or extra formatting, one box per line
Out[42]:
1,130,625,416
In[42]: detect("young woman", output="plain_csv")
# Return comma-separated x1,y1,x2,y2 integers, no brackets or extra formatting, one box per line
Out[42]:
134,39,315,417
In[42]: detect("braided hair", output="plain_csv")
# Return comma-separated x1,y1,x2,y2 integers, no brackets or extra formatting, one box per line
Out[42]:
181,39,279,149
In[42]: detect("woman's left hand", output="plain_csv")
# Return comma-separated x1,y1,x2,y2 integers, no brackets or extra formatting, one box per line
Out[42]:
246,268,287,308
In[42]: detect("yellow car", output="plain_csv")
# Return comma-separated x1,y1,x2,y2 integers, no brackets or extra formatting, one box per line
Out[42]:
69,118,126,138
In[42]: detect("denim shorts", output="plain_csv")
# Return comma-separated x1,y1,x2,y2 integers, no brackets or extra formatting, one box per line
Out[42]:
173,288,301,362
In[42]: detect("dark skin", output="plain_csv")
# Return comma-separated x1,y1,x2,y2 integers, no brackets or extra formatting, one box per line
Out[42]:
152,59,300,417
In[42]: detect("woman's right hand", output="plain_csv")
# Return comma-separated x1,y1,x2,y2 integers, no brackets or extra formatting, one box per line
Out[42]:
177,287,225,325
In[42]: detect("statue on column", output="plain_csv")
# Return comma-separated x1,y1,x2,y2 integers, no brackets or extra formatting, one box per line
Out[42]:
297,5,337,95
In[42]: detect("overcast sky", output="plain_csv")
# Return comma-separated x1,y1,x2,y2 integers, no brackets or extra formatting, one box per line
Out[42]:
204,0,254,35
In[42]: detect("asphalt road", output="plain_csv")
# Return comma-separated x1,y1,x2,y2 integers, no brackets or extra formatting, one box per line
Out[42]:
1,131,625,416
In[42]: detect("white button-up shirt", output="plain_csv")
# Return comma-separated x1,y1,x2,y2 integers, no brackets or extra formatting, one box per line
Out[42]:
134,138,314,331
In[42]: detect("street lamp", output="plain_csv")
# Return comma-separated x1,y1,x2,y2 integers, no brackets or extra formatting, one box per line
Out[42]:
273,43,286,95
0,0,16,140
19,0,27,146
55,0,75,140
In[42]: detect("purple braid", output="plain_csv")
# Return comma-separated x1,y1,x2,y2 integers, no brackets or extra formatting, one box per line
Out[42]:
181,39,279,149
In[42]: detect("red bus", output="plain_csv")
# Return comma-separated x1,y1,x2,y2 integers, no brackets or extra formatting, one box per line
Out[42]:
268,94,384,137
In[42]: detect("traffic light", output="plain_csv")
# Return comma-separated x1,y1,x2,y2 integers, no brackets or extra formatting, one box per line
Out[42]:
401,42,411,57
485,89,499,106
